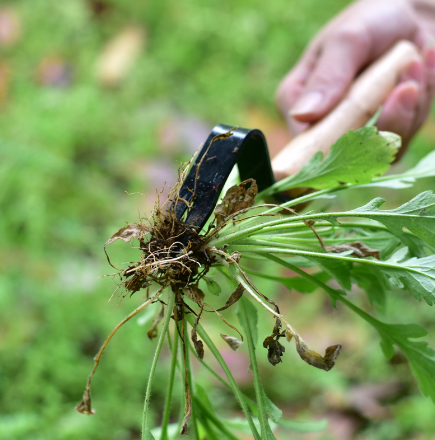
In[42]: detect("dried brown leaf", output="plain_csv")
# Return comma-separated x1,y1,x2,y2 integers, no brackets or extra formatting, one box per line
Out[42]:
263,335,286,366
191,306,204,360
325,241,380,259
220,333,243,351
185,284,205,306
147,306,164,340
216,283,244,311
105,223,147,247
214,179,258,226
75,389,95,415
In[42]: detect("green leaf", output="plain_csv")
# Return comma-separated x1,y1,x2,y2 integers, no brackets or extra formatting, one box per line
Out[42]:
142,292,174,440
350,265,390,307
347,191,435,247
236,296,258,348
305,252,352,291
380,249,435,305
272,257,435,404
269,127,399,193
185,314,261,440
204,277,221,296
228,262,239,278
244,267,329,293
237,296,277,440
352,305,435,404
261,388,282,423
277,418,328,433
366,150,435,189
354,309,435,404
365,106,382,127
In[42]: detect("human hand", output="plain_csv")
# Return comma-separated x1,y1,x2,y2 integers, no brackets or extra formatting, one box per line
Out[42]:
276,0,435,156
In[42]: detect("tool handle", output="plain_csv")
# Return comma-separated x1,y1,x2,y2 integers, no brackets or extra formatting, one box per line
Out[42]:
272,40,422,181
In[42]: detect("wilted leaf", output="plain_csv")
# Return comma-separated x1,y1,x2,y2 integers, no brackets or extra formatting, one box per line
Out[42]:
147,306,164,340
293,333,341,371
105,223,147,247
325,241,380,259
185,283,205,305
263,335,286,366
75,389,95,415
191,308,204,360
216,284,244,311
220,333,243,351
215,179,258,226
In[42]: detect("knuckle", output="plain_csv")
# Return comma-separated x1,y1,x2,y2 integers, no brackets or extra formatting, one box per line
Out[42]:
332,27,370,53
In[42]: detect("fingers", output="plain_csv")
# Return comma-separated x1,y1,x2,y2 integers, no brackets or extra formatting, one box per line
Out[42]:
290,28,371,123
377,45,435,158
377,81,420,149
276,28,372,136
276,49,317,136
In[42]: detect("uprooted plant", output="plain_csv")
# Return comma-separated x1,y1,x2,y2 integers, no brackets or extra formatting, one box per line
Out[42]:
76,126,435,439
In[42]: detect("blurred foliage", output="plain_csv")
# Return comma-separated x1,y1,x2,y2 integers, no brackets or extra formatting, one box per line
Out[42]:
1,0,435,439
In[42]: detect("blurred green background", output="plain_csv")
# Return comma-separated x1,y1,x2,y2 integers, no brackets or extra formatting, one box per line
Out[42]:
1,0,435,439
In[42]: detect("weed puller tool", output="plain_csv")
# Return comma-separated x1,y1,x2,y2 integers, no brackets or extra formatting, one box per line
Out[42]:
175,41,421,232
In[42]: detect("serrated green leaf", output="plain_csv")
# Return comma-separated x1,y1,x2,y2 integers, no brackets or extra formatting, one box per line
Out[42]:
267,256,435,405
374,321,435,403
380,249,435,305
289,191,435,249
244,267,330,293
305,252,352,291
347,191,435,247
261,388,282,423
365,150,435,189
270,127,399,193
351,265,390,307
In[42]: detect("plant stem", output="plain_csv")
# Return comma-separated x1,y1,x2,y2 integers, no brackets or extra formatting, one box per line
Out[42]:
226,244,435,285
238,297,269,439
185,314,261,440
141,289,174,439
160,328,179,440
264,254,382,331
183,321,200,440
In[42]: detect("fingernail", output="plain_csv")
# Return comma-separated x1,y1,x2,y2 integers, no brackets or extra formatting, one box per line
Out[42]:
425,47,435,74
291,91,323,117
287,116,309,137
399,83,419,118
403,61,424,86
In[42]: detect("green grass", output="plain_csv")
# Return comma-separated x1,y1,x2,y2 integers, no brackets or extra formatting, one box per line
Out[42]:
1,0,435,439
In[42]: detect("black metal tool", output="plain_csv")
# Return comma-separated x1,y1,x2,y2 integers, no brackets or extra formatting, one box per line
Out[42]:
174,123,285,231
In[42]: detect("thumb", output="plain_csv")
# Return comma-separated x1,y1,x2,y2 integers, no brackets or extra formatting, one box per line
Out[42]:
291,30,370,123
